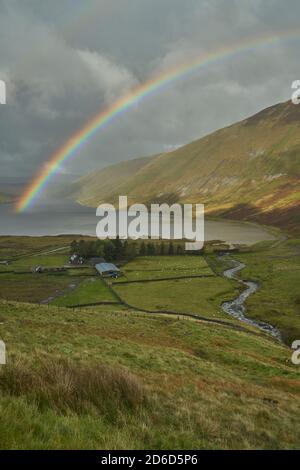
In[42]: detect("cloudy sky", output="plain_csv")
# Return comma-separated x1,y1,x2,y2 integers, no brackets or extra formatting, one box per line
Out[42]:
0,0,299,187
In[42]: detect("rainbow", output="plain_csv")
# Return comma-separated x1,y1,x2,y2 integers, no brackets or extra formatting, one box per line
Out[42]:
16,29,300,212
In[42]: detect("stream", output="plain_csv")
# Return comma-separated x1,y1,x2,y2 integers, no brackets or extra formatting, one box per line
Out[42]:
221,257,281,340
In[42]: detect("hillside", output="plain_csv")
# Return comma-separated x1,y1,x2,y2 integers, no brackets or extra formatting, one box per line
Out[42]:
73,155,158,206
0,235,299,448
75,100,300,232
0,299,299,449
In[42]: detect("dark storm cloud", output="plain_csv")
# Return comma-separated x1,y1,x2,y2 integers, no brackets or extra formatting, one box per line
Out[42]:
0,0,299,184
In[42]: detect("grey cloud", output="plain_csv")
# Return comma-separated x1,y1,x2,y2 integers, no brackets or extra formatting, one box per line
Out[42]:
0,0,299,191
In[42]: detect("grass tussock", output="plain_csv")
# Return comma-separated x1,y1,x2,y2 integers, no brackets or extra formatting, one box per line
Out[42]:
0,357,146,415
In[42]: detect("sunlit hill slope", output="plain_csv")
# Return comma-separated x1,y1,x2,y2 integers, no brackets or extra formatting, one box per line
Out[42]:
75,101,300,232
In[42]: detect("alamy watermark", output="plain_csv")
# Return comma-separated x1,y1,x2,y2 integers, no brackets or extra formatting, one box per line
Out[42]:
291,340,300,365
291,80,300,105
0,80,6,105
0,340,6,365
96,196,204,251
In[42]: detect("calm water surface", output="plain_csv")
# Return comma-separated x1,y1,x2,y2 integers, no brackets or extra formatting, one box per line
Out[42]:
0,201,276,245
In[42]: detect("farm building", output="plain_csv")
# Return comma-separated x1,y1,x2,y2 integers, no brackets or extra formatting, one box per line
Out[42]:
95,262,120,278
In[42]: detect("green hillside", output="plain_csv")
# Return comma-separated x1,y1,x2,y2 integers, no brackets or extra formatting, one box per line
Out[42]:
74,155,158,207
0,300,299,449
75,100,300,232
0,235,299,448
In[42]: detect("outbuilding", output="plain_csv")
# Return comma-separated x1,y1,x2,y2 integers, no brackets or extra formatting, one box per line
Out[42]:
95,262,120,278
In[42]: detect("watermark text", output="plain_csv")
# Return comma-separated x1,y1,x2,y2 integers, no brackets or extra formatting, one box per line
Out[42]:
96,196,204,251
0,340,6,365
0,80,6,105
291,80,300,105
291,340,300,365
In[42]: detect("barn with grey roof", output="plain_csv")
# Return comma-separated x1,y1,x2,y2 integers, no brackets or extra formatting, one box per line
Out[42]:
95,262,120,278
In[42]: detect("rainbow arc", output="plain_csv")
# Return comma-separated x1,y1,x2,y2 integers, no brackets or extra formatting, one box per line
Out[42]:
16,29,300,212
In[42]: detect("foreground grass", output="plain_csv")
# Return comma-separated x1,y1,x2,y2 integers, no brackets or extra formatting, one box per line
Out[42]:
0,300,299,449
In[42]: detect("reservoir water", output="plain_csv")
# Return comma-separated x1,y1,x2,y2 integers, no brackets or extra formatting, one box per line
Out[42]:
0,201,276,245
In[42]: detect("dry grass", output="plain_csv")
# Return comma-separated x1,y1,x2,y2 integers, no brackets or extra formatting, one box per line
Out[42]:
0,357,146,415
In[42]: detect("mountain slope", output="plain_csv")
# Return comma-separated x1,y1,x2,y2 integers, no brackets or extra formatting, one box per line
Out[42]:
73,155,158,207
75,101,300,232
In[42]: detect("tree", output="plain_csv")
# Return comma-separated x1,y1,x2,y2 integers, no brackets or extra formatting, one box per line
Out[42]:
125,241,137,260
168,242,174,255
95,240,105,257
121,240,128,259
70,240,78,255
139,241,146,256
176,245,184,255
77,240,86,257
147,242,155,256
113,236,123,260
104,241,116,261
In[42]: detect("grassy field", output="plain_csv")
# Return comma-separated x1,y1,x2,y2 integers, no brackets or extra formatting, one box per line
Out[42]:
0,235,94,260
0,300,299,449
66,267,96,276
117,256,213,282
110,255,240,324
10,254,69,269
1,236,298,342
114,277,239,321
0,272,83,304
0,237,101,304
236,239,300,344
52,277,117,307
212,238,300,344
0,235,299,449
